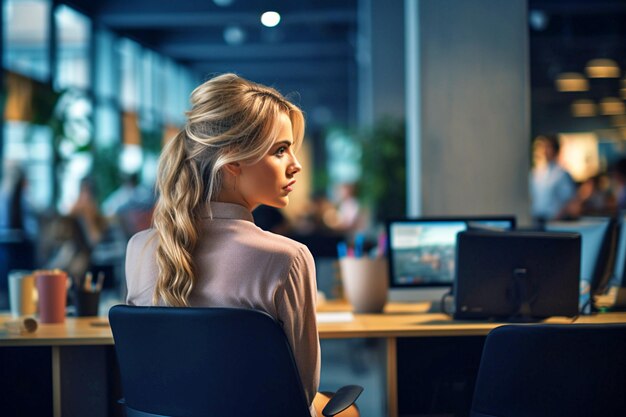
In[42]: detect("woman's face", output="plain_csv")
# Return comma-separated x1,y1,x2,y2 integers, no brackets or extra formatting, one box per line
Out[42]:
238,112,302,210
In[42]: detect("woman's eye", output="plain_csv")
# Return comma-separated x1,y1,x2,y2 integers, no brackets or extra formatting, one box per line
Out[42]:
275,146,287,156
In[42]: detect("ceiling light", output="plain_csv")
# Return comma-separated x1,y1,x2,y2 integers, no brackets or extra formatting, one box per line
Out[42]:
261,11,280,27
600,97,625,115
612,115,626,127
555,72,588,92
529,9,549,31
223,25,246,45
213,0,234,6
571,99,596,117
585,59,621,78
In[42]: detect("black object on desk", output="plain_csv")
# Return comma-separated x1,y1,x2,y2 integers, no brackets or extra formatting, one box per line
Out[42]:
454,230,581,321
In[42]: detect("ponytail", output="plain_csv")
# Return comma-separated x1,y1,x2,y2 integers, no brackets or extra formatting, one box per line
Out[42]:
152,131,203,306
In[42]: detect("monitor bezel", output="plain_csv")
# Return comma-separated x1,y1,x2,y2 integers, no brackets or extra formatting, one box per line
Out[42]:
545,216,619,301
385,215,516,290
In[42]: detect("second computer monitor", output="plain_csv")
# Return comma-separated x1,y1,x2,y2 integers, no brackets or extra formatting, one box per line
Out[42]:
386,216,516,294
455,230,581,320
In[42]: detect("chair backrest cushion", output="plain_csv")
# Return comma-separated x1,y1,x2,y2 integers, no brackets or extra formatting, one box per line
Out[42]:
470,323,626,417
109,305,311,417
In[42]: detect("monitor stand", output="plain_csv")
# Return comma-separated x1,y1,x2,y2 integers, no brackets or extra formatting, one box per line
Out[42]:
388,287,452,313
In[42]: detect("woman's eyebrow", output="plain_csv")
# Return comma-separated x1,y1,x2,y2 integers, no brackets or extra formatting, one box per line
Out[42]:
273,140,293,147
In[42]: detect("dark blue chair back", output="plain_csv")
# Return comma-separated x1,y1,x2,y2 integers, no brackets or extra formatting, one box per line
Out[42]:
470,323,626,417
109,305,312,417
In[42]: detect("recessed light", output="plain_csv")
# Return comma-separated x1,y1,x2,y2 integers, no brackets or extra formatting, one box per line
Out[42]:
261,11,281,27
585,59,621,78
571,99,596,117
555,72,588,92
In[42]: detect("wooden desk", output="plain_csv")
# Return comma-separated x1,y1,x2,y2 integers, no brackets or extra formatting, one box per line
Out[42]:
2,303,626,417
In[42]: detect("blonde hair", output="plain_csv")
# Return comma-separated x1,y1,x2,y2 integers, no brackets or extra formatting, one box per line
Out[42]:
152,73,305,306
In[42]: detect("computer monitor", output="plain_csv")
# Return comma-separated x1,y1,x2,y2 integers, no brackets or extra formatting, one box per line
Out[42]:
454,230,581,320
544,217,618,310
608,213,626,309
385,216,516,303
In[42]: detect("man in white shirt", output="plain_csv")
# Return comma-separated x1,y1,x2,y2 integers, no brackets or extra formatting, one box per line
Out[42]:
529,134,576,226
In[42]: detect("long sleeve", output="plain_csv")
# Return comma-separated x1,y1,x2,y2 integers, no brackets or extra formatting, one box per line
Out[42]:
275,245,321,408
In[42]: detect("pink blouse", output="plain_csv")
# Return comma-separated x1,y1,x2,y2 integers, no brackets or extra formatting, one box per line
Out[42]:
125,202,320,412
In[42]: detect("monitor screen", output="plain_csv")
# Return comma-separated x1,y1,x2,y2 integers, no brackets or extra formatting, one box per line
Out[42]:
455,230,581,320
544,218,611,286
386,216,516,288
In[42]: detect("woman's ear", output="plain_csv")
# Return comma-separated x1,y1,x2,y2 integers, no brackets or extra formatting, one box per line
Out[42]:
223,162,241,177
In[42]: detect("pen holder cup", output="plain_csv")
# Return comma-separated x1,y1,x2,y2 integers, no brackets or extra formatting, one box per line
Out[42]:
73,289,101,317
339,257,389,313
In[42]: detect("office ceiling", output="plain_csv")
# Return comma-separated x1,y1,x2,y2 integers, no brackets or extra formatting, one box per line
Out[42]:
63,0,358,133
62,0,626,138
528,0,626,137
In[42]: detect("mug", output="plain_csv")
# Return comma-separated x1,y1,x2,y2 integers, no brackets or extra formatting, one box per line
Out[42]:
8,270,37,318
35,270,68,324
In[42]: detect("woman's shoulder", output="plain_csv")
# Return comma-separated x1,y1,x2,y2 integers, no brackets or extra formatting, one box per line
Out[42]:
248,225,312,260
127,228,158,252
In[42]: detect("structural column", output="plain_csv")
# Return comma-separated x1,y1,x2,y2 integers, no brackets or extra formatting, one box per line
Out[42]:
406,0,530,224
357,0,405,126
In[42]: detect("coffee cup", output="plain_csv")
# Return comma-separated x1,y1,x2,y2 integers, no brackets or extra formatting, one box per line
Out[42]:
8,270,37,318
35,270,68,324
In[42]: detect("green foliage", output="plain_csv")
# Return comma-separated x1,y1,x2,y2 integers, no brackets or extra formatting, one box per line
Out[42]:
30,82,63,126
140,128,163,154
91,143,122,204
358,117,406,222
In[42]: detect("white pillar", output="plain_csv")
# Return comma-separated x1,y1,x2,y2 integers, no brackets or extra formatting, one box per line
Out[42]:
406,0,530,225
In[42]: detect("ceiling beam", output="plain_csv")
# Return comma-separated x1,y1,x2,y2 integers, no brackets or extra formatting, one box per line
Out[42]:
100,10,356,29
530,1,626,15
192,60,351,81
161,42,353,60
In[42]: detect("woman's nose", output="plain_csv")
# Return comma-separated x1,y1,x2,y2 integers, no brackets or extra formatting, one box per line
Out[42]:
290,155,302,175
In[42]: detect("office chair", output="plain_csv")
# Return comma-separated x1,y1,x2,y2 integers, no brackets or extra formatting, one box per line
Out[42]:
470,323,626,417
109,305,363,417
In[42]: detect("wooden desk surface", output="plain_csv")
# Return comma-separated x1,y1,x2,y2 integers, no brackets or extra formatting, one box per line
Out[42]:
2,301,626,347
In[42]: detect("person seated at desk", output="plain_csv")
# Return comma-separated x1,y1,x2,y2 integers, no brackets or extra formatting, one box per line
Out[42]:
124,74,357,417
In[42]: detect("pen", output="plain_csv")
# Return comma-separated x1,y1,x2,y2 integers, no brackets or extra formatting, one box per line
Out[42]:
337,242,348,259
377,233,387,258
354,233,365,258
84,272,93,292
95,272,105,292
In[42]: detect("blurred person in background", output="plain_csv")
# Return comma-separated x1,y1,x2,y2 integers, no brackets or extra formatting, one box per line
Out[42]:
529,134,576,227
70,176,108,248
102,172,155,217
252,204,292,235
0,161,37,237
562,173,616,218
611,157,626,212
103,172,156,238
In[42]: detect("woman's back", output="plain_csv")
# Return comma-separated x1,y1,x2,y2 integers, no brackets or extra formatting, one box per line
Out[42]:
126,201,320,406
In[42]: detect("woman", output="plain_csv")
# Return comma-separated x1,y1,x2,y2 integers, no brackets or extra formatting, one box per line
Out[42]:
125,74,355,416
